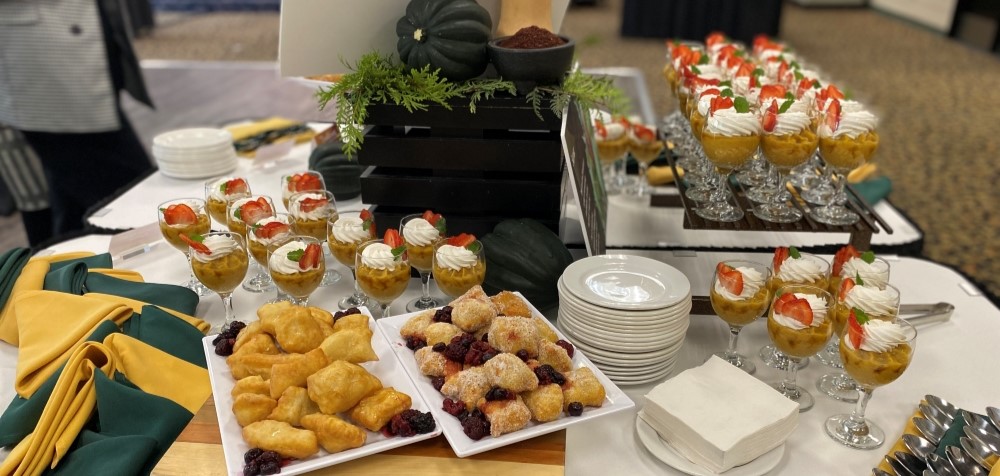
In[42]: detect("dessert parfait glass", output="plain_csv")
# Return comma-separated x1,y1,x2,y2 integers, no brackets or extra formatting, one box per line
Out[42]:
432,235,486,299
189,231,250,332
628,123,665,196
594,118,630,195
227,195,276,293
268,235,325,306
760,249,831,370
709,260,772,374
818,282,900,403
810,101,879,226
157,198,212,296
280,171,325,211
826,315,916,449
817,254,891,368
356,230,411,318
328,210,376,310
754,103,818,223
204,176,251,228
766,284,834,412
400,212,446,311
682,90,719,203
695,100,761,222
288,190,342,287
246,213,293,299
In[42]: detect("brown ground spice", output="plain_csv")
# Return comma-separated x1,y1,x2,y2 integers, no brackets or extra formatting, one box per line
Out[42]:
499,25,566,49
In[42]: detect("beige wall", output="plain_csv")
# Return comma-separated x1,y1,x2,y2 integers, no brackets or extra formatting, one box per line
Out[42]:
870,0,959,32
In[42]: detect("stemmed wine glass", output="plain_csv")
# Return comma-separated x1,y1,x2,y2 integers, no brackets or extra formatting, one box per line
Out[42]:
356,230,411,318
288,190,342,287
766,284,833,412
754,108,818,223
280,171,325,211
400,212,446,311
267,235,325,306
826,315,916,449
810,102,879,225
227,195,276,293
709,260,771,374
188,231,249,332
246,213,294,301
204,176,251,228
594,119,630,195
327,210,376,310
695,103,760,222
157,198,212,296
628,123,665,196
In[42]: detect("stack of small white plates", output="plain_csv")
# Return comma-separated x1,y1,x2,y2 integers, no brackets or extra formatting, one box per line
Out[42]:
152,128,238,179
557,255,692,385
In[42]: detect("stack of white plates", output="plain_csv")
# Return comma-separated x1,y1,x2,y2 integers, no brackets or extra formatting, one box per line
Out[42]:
557,255,692,385
152,128,238,179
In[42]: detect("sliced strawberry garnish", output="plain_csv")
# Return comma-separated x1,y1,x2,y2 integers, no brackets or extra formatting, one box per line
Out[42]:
633,124,657,142
839,277,856,302
716,263,744,295
671,44,691,62
759,85,787,104
383,228,404,249
777,61,790,84
298,196,329,214
762,100,779,133
240,198,273,225
223,178,249,196
163,203,197,226
288,173,323,193
359,208,376,237
421,209,444,226
796,78,815,98
699,88,721,99
735,62,755,78
772,246,790,274
254,221,290,240
832,244,861,277
709,96,734,115
615,116,632,131
705,32,726,49
847,308,869,348
773,292,797,315
825,98,842,133
784,298,814,326
686,76,720,91
447,233,477,248
594,119,607,139
180,233,210,255
826,84,845,100
299,243,322,270
717,44,738,64
725,55,743,69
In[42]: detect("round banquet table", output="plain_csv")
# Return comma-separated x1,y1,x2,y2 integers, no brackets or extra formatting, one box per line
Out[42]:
3,235,998,475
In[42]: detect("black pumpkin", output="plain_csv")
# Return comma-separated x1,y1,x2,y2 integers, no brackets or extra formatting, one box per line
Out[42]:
396,0,492,81
308,141,363,201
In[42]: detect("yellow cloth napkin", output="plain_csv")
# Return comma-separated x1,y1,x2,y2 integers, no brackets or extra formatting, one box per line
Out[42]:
647,165,684,186
226,117,316,157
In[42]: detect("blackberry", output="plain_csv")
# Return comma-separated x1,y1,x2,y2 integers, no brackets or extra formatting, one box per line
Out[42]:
442,398,466,416
485,386,514,401
258,451,281,465
214,338,235,356
463,341,496,366
481,332,489,342
405,336,427,351
533,364,566,386
431,376,446,391
259,461,281,475
433,306,453,323
555,339,575,358
333,308,360,321
567,402,584,416
461,412,491,440
479,351,498,365
444,333,476,362
432,342,447,353
401,409,436,434
244,461,260,476
515,349,530,361
390,414,415,437
244,448,264,464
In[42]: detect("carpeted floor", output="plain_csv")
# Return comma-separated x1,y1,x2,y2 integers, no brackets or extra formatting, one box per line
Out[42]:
37,1,1000,298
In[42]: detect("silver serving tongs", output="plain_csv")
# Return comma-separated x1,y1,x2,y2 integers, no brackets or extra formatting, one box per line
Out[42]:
899,302,954,326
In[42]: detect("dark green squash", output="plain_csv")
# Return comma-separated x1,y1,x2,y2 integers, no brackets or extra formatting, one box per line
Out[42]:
396,0,492,81
481,219,573,311
308,141,363,201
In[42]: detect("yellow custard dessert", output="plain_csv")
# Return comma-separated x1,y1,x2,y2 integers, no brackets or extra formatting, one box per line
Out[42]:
207,197,229,224
434,261,487,298
767,313,832,359
819,131,879,170
272,267,324,297
160,215,210,252
192,251,248,293
840,340,912,387
762,129,818,169
356,264,410,302
709,286,769,327
701,132,760,173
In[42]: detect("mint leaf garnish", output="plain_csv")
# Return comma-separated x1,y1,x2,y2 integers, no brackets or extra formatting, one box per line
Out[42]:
435,217,447,235
720,89,734,98
791,61,801,69
287,249,304,262
794,71,804,81
752,68,764,77
789,246,801,259
856,272,865,286
690,65,701,75
234,208,242,220
785,92,795,100
778,99,794,113
466,241,482,253
734,50,745,58
853,307,870,324
861,250,875,263
219,182,228,193
187,233,205,243
698,55,709,65
812,80,822,89
391,245,407,258
733,96,750,113
719,80,732,87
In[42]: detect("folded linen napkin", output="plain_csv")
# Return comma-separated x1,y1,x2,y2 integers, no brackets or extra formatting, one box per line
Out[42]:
642,356,799,473
0,248,31,308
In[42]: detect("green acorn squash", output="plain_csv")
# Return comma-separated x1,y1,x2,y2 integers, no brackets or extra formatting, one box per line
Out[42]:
481,219,573,311
308,141,363,201
396,0,492,81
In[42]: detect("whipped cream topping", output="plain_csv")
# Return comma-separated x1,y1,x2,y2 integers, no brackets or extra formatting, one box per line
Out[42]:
331,216,370,244
819,98,864,114
775,254,826,283
192,234,241,263
595,122,627,142
696,93,718,118
769,111,812,136
841,257,889,289
845,319,909,352
248,216,291,246
691,64,726,81
361,242,399,270
628,124,659,145
402,218,440,246
290,192,330,220
843,285,898,317
269,241,307,274
706,108,761,137
228,197,254,222
818,109,878,139
772,292,828,330
435,244,478,271
208,177,238,200
784,97,811,114
713,266,765,301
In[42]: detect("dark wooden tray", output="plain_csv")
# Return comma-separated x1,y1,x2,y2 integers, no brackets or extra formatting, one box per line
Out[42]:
364,95,561,131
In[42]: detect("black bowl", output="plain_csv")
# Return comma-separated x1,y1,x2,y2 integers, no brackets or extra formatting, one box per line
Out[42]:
487,35,575,87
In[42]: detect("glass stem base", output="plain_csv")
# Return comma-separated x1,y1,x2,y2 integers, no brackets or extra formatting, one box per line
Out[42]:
817,372,860,402
711,351,756,374
242,268,275,293
815,340,844,368
759,345,809,370
771,381,814,412
825,413,884,449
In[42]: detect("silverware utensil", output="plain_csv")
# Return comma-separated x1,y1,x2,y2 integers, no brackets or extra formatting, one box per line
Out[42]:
945,445,988,476
964,410,1000,438
904,433,938,461
887,454,920,476
915,416,947,445
987,406,1000,433
920,403,954,430
921,471,940,476
965,425,1000,453
896,451,929,474
899,303,954,326
925,395,958,419
926,453,960,476
872,469,893,476
960,436,997,471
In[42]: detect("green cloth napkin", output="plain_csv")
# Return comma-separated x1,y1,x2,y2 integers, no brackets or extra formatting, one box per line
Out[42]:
85,273,199,317
43,263,89,295
47,253,112,272
851,176,892,205
0,248,31,309
934,412,966,457
120,305,206,368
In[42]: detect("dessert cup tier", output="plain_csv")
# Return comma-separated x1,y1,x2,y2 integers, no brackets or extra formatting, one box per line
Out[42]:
271,266,324,298
356,263,411,303
767,312,833,359
701,132,760,173
762,130,818,169
839,339,913,388
192,252,249,294
710,286,770,327
433,261,487,298
160,216,211,252
819,131,879,170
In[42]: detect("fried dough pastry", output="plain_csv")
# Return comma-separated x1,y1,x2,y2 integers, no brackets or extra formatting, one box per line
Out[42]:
332,313,369,332
231,333,279,357
440,367,491,410
300,413,366,454
414,346,461,377
319,327,378,364
399,310,434,339
533,316,559,343
267,386,319,427
274,306,325,353
522,384,563,422
488,315,540,357
451,298,496,333
562,367,606,410
233,321,268,353
309,307,336,338
452,285,493,306
348,387,412,432
270,348,328,399
479,396,532,437
482,353,538,393
242,420,319,459
491,291,532,318
307,361,383,414
536,340,573,373
424,322,462,347
228,352,304,380
232,375,270,398
233,393,277,427
257,301,295,334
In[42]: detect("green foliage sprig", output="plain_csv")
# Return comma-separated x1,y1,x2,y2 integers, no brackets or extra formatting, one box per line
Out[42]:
316,51,630,157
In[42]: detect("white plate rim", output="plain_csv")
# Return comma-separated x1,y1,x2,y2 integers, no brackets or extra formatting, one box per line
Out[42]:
561,255,691,310
557,311,689,349
557,291,693,325
558,322,687,362
601,364,676,384
557,304,691,335
635,412,785,476
557,277,692,318
375,292,636,458
153,128,232,149
202,307,442,476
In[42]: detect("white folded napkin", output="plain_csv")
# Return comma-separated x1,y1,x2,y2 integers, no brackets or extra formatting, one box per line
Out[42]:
641,356,799,473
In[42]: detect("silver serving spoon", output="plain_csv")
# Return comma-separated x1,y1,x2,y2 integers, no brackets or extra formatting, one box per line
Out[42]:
965,425,1000,453
887,454,920,476
872,469,893,476
925,395,958,419
921,471,940,476
904,433,938,461
896,451,929,474
964,410,1000,438
988,406,1000,433
926,453,960,476
915,416,947,445
945,445,988,476
960,436,997,471
920,403,954,430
